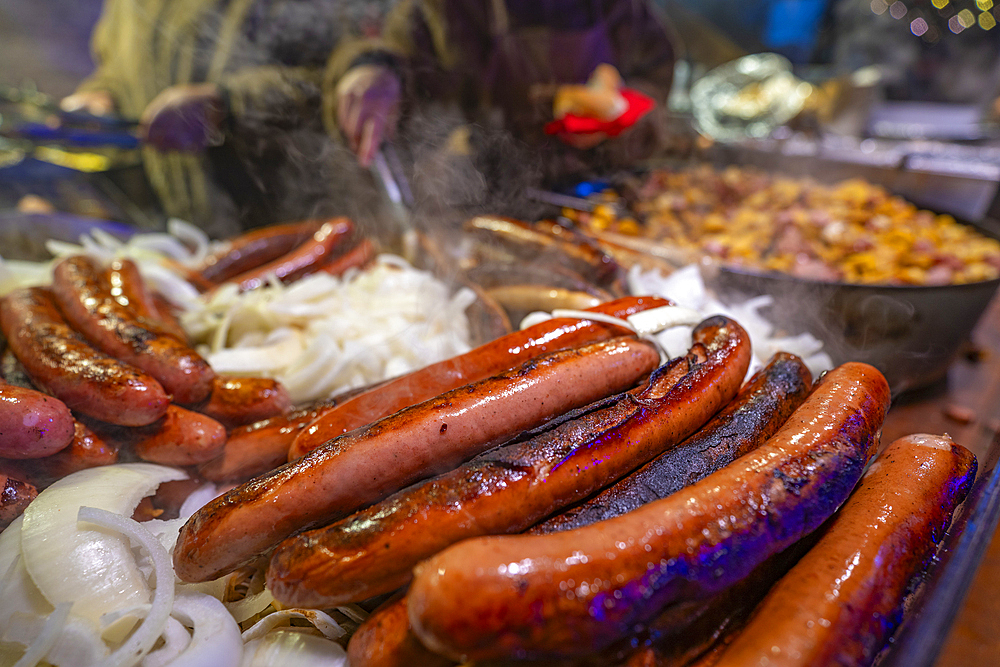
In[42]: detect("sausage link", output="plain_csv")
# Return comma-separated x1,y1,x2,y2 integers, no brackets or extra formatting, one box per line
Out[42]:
107,258,188,341
288,295,671,460
0,287,170,426
175,336,660,582
20,421,119,487
199,221,322,284
198,405,326,483
533,352,812,535
406,362,891,661
52,255,215,405
128,405,227,466
0,380,76,459
1,346,37,389
231,218,354,291
319,238,376,277
711,433,976,667
268,317,750,608
192,376,292,428
0,469,37,530
347,595,456,667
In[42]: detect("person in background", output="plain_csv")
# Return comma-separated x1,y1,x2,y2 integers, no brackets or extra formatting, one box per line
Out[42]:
62,0,391,236
324,0,677,208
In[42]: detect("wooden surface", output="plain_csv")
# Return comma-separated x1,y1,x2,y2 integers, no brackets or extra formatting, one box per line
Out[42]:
877,292,1000,666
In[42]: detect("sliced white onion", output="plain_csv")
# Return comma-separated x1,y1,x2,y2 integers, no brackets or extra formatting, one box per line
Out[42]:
0,517,52,629
42,615,111,667
241,609,345,643
627,305,703,334
240,629,347,667
20,464,186,632
12,602,71,667
162,594,243,667
77,506,175,667
141,617,191,667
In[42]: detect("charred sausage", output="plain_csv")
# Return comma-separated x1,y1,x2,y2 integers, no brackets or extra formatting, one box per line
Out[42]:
406,362,891,661
533,352,812,535
199,221,322,284
348,595,455,667
52,255,215,405
198,405,327,483
106,257,188,341
319,238,376,277
711,433,976,667
0,380,76,459
288,295,671,460
0,287,170,426
128,405,228,466
174,336,660,582
0,469,37,530
231,218,354,291
193,376,292,428
267,316,750,608
17,420,119,488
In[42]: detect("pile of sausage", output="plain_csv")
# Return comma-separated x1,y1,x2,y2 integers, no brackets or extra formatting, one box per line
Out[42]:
0,218,372,528
167,285,977,666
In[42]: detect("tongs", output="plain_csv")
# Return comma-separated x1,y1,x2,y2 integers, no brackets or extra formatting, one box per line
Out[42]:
369,143,416,248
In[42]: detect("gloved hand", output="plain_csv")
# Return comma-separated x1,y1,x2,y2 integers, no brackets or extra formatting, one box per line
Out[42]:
140,83,227,152
335,65,401,167
60,90,116,116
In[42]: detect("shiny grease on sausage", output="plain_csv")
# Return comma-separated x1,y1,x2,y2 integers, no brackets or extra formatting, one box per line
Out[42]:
406,362,891,661
174,336,660,582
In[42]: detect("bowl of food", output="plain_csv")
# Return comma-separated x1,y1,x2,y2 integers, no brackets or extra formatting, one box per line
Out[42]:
563,165,1000,392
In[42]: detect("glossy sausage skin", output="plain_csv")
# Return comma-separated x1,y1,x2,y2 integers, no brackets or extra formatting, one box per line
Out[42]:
198,405,326,483
288,295,671,460
52,255,215,405
712,434,976,667
320,238,376,277
232,218,353,291
268,317,750,608
199,221,321,284
348,595,455,667
1,347,37,389
106,258,188,342
0,469,37,530
0,287,170,426
128,406,227,466
534,352,812,535
175,336,660,582
407,362,891,661
193,376,292,429
20,421,119,487
0,380,76,459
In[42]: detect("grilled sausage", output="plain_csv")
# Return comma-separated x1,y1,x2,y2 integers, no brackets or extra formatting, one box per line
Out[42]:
193,376,292,428
126,405,227,466
174,336,660,582
199,221,322,284
711,433,976,667
406,362,891,661
267,316,750,608
52,255,215,405
0,469,37,530
288,295,671,460
320,238,376,277
1,346,37,389
106,257,188,341
0,380,76,459
18,420,119,488
231,218,353,291
198,405,327,483
348,595,455,667
533,352,812,535
0,287,170,426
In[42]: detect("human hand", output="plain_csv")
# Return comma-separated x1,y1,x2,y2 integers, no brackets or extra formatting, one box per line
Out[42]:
140,83,226,152
335,65,401,167
558,131,609,150
60,90,116,117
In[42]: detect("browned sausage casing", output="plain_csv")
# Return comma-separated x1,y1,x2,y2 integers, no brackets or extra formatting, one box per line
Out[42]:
52,255,215,405
711,433,976,667
348,595,455,667
174,336,660,582
193,376,292,429
106,258,188,342
0,380,76,459
129,405,228,466
288,295,671,460
0,287,170,426
0,469,37,530
198,221,322,284
267,316,751,608
406,362,891,661
19,421,119,488
231,218,353,291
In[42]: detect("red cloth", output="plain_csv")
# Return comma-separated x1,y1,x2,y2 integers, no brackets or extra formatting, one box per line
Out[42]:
544,88,654,139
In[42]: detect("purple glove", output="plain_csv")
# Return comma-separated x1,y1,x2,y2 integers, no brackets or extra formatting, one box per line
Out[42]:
335,65,401,167
140,83,227,152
